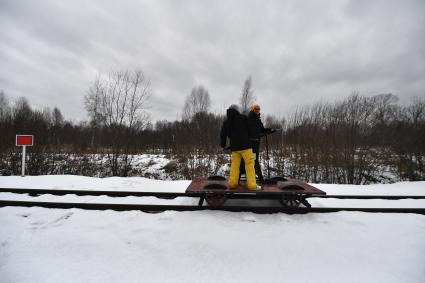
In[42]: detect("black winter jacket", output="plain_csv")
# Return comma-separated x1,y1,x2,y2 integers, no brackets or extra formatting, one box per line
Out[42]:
247,111,268,152
220,108,252,151
247,111,266,141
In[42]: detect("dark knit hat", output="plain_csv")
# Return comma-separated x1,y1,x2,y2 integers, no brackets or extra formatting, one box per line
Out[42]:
228,104,240,112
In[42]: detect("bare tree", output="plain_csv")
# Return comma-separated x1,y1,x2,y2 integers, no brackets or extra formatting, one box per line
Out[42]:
13,97,32,126
84,77,104,146
0,90,10,121
84,70,152,176
370,93,398,125
85,70,151,130
239,76,255,114
0,91,11,154
404,96,425,124
85,77,103,126
182,85,211,121
52,107,64,127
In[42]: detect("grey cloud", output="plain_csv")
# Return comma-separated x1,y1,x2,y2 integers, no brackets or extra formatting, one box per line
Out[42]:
0,0,424,123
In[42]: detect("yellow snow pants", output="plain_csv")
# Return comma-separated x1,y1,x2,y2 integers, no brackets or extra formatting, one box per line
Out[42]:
228,148,256,190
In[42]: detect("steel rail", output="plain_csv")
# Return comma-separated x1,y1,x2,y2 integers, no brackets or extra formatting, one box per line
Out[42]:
1,200,425,214
0,188,189,198
311,194,425,200
1,188,425,200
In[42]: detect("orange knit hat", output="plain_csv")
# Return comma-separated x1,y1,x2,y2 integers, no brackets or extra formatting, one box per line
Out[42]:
250,103,260,111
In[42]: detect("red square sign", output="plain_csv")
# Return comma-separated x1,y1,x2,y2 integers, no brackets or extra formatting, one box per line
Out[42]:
16,135,34,146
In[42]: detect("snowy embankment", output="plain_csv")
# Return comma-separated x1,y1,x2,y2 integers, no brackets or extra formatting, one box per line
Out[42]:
0,175,424,208
1,176,425,283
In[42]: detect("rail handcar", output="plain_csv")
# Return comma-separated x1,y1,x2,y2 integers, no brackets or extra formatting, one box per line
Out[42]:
185,176,326,208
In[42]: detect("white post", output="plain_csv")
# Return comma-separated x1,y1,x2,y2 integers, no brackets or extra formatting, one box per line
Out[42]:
21,145,26,177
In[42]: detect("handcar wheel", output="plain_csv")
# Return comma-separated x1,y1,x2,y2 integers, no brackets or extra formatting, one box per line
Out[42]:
280,195,301,207
207,175,226,181
205,192,227,207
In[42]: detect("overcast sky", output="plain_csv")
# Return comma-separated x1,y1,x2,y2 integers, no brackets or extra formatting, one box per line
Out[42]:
1,0,424,123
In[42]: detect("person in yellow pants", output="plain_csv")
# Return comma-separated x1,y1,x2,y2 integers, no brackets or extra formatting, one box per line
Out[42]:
220,104,261,190
228,148,257,189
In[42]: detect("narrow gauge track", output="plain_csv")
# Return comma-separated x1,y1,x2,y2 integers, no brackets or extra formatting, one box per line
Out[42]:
1,188,425,200
1,188,425,214
1,200,425,214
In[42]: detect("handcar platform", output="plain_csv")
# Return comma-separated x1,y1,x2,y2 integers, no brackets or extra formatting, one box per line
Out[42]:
185,176,326,208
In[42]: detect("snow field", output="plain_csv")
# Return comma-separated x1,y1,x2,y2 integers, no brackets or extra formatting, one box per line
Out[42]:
1,208,425,283
0,176,425,283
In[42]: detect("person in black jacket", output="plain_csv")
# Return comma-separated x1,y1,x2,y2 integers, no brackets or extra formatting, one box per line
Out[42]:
240,103,274,183
220,105,260,190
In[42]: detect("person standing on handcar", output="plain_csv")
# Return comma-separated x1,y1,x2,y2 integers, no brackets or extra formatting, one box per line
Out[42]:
220,105,261,190
241,103,275,184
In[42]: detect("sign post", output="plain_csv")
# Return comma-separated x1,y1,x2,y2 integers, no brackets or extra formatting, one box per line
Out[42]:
16,135,34,177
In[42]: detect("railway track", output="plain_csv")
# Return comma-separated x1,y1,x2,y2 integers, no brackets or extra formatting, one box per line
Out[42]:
1,187,425,214
0,199,424,214
1,187,425,200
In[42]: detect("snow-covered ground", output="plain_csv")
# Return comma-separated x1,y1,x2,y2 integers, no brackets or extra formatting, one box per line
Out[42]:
1,176,425,283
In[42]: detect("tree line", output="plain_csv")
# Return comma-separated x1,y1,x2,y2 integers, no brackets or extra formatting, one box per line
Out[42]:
268,93,425,183
0,70,424,183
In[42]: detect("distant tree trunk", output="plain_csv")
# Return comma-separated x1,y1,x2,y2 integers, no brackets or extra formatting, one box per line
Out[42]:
239,76,255,115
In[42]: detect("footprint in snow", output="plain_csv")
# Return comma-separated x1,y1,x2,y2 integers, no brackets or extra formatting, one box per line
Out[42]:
50,212,74,225
29,212,74,230
16,213,31,218
30,220,47,229
242,216,256,222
